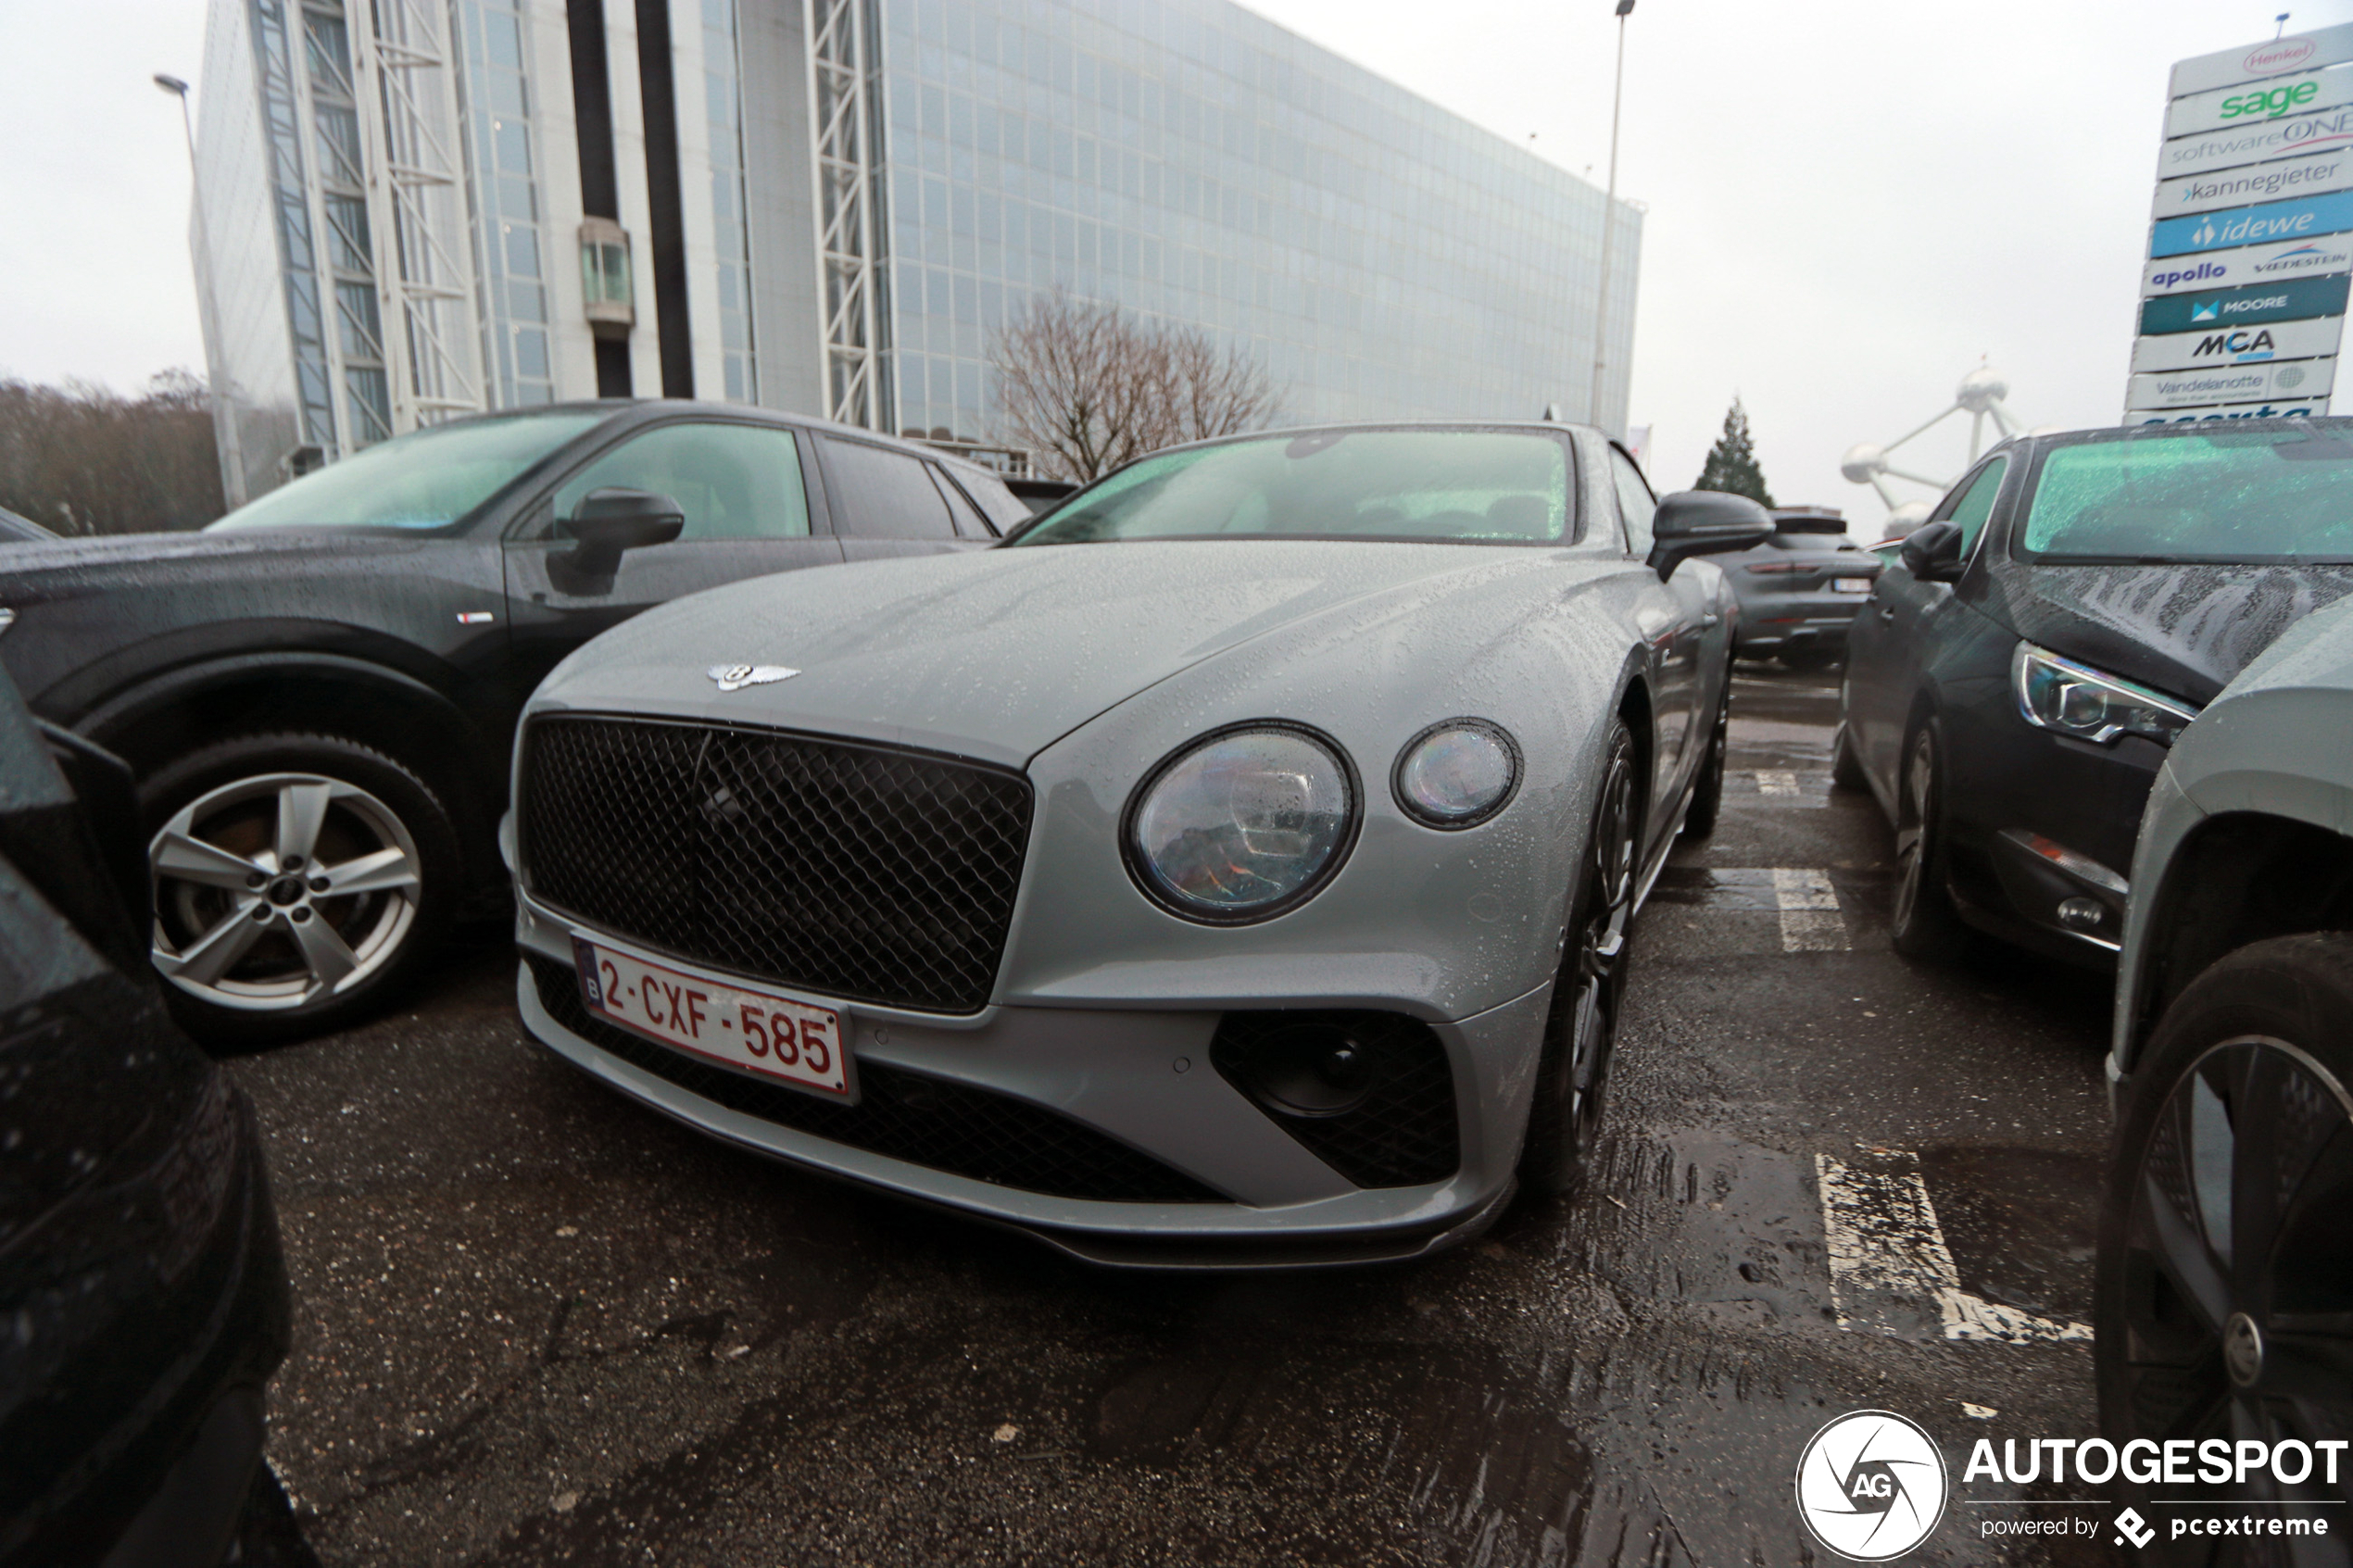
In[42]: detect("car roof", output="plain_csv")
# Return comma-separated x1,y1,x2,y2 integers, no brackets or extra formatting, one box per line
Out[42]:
434,399,1013,483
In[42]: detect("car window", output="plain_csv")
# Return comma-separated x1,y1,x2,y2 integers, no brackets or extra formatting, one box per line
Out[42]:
551,422,810,541
950,468,1033,534
1608,447,1657,558
2019,426,2353,562
1932,458,2007,557
822,437,960,539
929,468,992,538
1010,430,1572,546
209,409,605,533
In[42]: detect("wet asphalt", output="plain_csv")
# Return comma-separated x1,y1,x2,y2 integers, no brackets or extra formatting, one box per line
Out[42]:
224,665,2117,1567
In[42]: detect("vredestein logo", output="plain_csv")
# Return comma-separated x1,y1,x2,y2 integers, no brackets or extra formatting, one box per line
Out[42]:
1794,1411,1950,1561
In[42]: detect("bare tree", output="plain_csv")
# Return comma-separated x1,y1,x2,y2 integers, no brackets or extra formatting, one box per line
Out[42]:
0,370,226,534
990,289,1278,482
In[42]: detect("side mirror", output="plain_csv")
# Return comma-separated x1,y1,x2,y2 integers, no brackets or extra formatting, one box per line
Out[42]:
558,487,685,574
1898,519,1966,583
1646,490,1774,580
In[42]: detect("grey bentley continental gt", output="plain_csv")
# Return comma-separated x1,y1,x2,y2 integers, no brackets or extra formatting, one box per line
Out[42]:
504,422,1768,1267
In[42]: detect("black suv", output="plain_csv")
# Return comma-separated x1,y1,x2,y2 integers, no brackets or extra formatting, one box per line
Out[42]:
0,401,1029,1042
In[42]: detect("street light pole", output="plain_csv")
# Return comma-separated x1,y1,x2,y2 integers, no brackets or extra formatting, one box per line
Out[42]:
1587,0,1632,434
154,72,245,507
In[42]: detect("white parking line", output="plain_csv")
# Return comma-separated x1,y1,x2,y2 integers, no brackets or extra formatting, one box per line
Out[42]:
1755,769,1801,796
1816,1151,2092,1345
1770,868,1847,952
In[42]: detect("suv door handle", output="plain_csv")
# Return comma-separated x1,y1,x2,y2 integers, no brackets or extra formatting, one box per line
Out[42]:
1701,612,1720,628
1877,603,1896,622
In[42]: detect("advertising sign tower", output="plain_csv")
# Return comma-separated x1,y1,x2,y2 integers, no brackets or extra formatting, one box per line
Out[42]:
2129,22,2353,422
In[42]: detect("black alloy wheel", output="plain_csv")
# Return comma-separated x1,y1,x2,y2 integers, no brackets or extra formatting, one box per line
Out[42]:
1888,723,1962,958
1680,687,1730,840
2096,934,2353,1564
142,733,459,1046
1522,718,1642,1197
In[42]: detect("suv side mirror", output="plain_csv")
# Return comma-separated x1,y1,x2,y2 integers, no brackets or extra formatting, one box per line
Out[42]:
1646,491,1774,580
559,487,685,574
1898,519,1966,583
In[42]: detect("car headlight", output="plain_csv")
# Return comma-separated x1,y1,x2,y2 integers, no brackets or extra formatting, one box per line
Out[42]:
2012,642,2199,746
1126,725,1357,922
1392,719,1521,829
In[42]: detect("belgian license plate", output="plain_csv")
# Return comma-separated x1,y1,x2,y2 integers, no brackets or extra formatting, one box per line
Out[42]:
572,937,850,1098
1831,577,1872,594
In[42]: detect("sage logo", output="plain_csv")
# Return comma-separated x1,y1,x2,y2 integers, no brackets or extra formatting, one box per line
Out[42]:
2220,77,2321,121
1794,1411,1949,1561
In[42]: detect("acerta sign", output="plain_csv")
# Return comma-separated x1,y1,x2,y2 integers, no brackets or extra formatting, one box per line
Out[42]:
2131,24,2353,420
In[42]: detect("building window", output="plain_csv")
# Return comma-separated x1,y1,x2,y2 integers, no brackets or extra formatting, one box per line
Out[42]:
703,0,757,403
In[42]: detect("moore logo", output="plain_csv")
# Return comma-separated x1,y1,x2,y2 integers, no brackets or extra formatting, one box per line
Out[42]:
1794,1411,1949,1562
2246,37,2322,75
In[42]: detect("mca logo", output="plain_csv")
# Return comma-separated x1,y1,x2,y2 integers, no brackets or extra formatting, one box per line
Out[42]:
1794,1411,1949,1561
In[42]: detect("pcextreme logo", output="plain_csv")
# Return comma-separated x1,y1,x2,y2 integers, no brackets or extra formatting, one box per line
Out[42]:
1794,1411,1949,1562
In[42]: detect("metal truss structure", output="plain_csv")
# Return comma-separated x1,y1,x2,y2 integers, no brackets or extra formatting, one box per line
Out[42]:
1843,366,2029,530
351,0,484,432
808,0,883,430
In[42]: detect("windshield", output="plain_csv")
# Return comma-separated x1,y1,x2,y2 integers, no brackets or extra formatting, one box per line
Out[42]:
1011,429,1575,546
2019,426,2353,562
206,411,605,533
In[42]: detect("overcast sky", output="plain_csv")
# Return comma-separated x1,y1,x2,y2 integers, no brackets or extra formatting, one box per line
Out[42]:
6,0,2352,525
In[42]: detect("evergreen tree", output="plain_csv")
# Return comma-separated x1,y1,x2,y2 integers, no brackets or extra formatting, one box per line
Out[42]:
1694,396,1775,507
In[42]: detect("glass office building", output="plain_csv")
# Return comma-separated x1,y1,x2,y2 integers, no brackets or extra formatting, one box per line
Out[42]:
194,0,1638,498
877,0,1638,446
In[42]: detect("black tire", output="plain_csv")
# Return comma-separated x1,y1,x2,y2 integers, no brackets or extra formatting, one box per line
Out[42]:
1680,687,1730,840
1887,722,1963,959
2095,934,2353,1563
1830,721,1869,793
140,733,459,1047
228,1462,323,1568
1522,718,1642,1197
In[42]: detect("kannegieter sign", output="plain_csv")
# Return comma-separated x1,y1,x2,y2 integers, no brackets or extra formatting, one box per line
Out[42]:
2130,23,2353,421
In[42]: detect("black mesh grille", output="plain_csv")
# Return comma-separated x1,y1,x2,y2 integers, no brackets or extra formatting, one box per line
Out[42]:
519,717,1032,1014
526,952,1221,1203
1211,1011,1460,1188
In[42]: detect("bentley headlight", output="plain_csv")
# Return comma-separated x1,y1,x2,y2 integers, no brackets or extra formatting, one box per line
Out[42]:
2013,642,2199,746
1393,720,1521,828
1127,726,1356,921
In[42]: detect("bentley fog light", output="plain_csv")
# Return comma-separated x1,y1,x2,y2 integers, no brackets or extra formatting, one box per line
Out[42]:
1393,719,1521,828
1127,725,1356,921
2012,642,2199,746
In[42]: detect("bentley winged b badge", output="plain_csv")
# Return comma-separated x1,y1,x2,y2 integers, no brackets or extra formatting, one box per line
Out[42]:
707,663,800,693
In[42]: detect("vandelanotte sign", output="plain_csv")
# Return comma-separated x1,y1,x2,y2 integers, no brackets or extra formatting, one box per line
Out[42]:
2128,357,2337,409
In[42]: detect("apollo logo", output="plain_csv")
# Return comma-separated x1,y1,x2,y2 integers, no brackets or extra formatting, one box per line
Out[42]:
1794,1411,1949,1561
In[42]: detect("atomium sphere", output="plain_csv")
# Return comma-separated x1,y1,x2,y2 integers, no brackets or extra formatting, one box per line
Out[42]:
1957,367,2010,412
1840,443,1887,483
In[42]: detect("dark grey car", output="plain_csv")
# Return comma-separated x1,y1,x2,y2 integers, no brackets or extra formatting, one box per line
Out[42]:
1721,507,1880,667
0,401,1027,1045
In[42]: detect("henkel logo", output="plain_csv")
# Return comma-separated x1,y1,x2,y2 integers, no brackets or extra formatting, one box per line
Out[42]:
2247,37,2322,74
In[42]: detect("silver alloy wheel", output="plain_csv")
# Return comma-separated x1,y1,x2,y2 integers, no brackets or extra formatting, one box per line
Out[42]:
1565,734,1638,1141
149,771,422,1011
